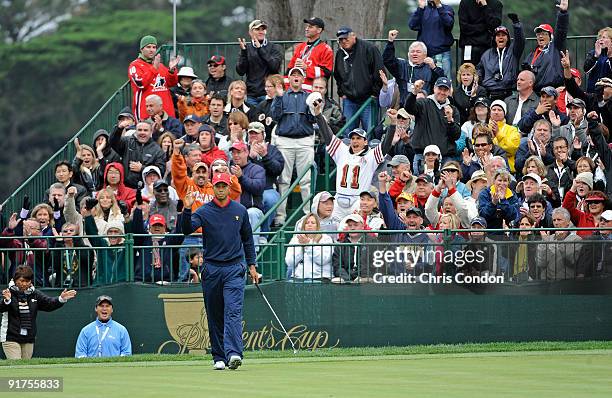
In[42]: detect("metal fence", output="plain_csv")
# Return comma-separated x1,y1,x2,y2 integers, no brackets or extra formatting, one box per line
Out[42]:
1,227,609,288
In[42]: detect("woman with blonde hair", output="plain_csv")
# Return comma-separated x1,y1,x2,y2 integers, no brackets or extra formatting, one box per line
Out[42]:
219,111,249,154
285,213,333,281
429,212,465,276
92,187,125,235
225,80,250,115
453,63,486,124
30,203,55,236
72,139,103,193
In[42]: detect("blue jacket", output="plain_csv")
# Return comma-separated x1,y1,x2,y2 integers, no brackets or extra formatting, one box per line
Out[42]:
183,200,257,267
132,208,184,282
383,41,445,104
236,162,266,211
478,187,520,232
250,143,284,190
584,49,612,94
75,318,132,358
270,90,316,138
477,22,525,93
517,108,569,136
408,4,455,56
523,10,569,90
515,137,555,173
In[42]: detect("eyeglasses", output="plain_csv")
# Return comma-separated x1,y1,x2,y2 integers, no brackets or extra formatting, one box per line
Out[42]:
474,143,489,147
208,64,220,68
228,121,239,126
529,204,544,209
553,146,568,151
338,37,350,42
397,116,408,121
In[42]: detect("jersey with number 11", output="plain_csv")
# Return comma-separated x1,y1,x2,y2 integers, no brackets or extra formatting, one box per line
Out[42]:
327,135,384,197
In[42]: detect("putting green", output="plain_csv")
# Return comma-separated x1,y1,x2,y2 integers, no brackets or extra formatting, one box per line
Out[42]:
2,350,612,397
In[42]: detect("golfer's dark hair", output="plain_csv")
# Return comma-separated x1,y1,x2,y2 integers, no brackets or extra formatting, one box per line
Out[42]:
14,265,34,281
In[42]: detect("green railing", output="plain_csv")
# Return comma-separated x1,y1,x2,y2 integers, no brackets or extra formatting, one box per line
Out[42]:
1,82,132,215
1,226,608,287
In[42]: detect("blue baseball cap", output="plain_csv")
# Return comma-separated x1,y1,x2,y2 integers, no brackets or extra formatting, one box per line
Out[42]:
336,26,353,39
470,217,488,228
434,77,452,89
183,114,201,124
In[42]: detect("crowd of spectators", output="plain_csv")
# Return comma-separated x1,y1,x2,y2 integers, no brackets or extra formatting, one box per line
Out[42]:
1,0,612,286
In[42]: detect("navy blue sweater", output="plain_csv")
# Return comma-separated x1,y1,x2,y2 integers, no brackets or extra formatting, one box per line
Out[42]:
182,200,257,267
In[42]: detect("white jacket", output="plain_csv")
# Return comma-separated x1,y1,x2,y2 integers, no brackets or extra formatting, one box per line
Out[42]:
285,234,334,279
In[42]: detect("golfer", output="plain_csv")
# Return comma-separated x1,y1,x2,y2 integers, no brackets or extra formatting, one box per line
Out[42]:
182,172,259,370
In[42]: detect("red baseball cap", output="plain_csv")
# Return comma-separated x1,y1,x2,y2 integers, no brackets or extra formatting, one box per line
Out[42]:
212,173,231,186
534,24,554,35
149,214,166,226
570,68,581,78
230,141,248,152
207,55,226,66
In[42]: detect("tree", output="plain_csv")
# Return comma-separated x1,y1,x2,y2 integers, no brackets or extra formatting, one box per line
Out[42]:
255,0,390,41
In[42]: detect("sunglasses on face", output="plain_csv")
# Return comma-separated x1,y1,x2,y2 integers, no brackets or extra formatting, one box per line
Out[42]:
155,188,169,193
474,143,489,147
588,201,604,205
529,204,544,209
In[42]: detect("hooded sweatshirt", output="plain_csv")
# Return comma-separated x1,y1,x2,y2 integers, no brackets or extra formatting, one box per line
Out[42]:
100,163,136,211
141,165,179,202
295,192,341,236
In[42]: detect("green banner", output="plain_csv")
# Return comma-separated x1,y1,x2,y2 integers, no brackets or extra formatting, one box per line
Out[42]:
25,279,612,358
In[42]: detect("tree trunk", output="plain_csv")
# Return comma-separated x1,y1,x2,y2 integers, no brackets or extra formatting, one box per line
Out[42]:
256,0,389,42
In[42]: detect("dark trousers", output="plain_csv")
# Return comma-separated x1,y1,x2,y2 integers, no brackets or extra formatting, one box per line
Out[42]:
201,262,246,363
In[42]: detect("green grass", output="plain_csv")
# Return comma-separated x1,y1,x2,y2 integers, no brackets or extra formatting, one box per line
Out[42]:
2,342,612,397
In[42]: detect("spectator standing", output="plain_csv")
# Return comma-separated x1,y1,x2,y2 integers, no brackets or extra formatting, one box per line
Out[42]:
206,56,233,97
334,26,384,132
270,68,317,225
75,296,132,358
489,100,521,172
458,0,503,66
405,77,461,171
453,64,488,125
129,35,181,120
517,88,569,136
384,30,445,104
109,121,166,189
477,16,526,101
409,0,455,80
236,19,283,107
523,0,569,91
584,27,612,94
1,266,76,359
287,17,334,91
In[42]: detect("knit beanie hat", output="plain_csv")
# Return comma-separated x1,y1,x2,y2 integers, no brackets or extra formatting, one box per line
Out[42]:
140,35,157,49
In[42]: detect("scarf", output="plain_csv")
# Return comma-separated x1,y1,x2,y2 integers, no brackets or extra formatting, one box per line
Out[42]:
513,236,529,275
427,94,450,110
9,284,34,330
152,237,163,269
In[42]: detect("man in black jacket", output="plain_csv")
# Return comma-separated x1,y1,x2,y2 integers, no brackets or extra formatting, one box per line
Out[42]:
1,265,76,359
236,20,282,108
109,121,166,189
404,77,461,170
458,0,503,66
206,55,233,97
334,26,384,132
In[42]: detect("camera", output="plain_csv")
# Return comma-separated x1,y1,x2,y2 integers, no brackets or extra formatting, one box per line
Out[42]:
520,62,532,72
493,72,503,81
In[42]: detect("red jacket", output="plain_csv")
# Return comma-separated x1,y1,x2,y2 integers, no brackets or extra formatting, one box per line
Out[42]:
201,147,228,167
287,40,333,89
129,58,178,120
100,162,136,211
562,190,595,238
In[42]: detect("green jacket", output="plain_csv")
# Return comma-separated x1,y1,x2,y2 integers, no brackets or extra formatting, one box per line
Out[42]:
84,215,127,285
